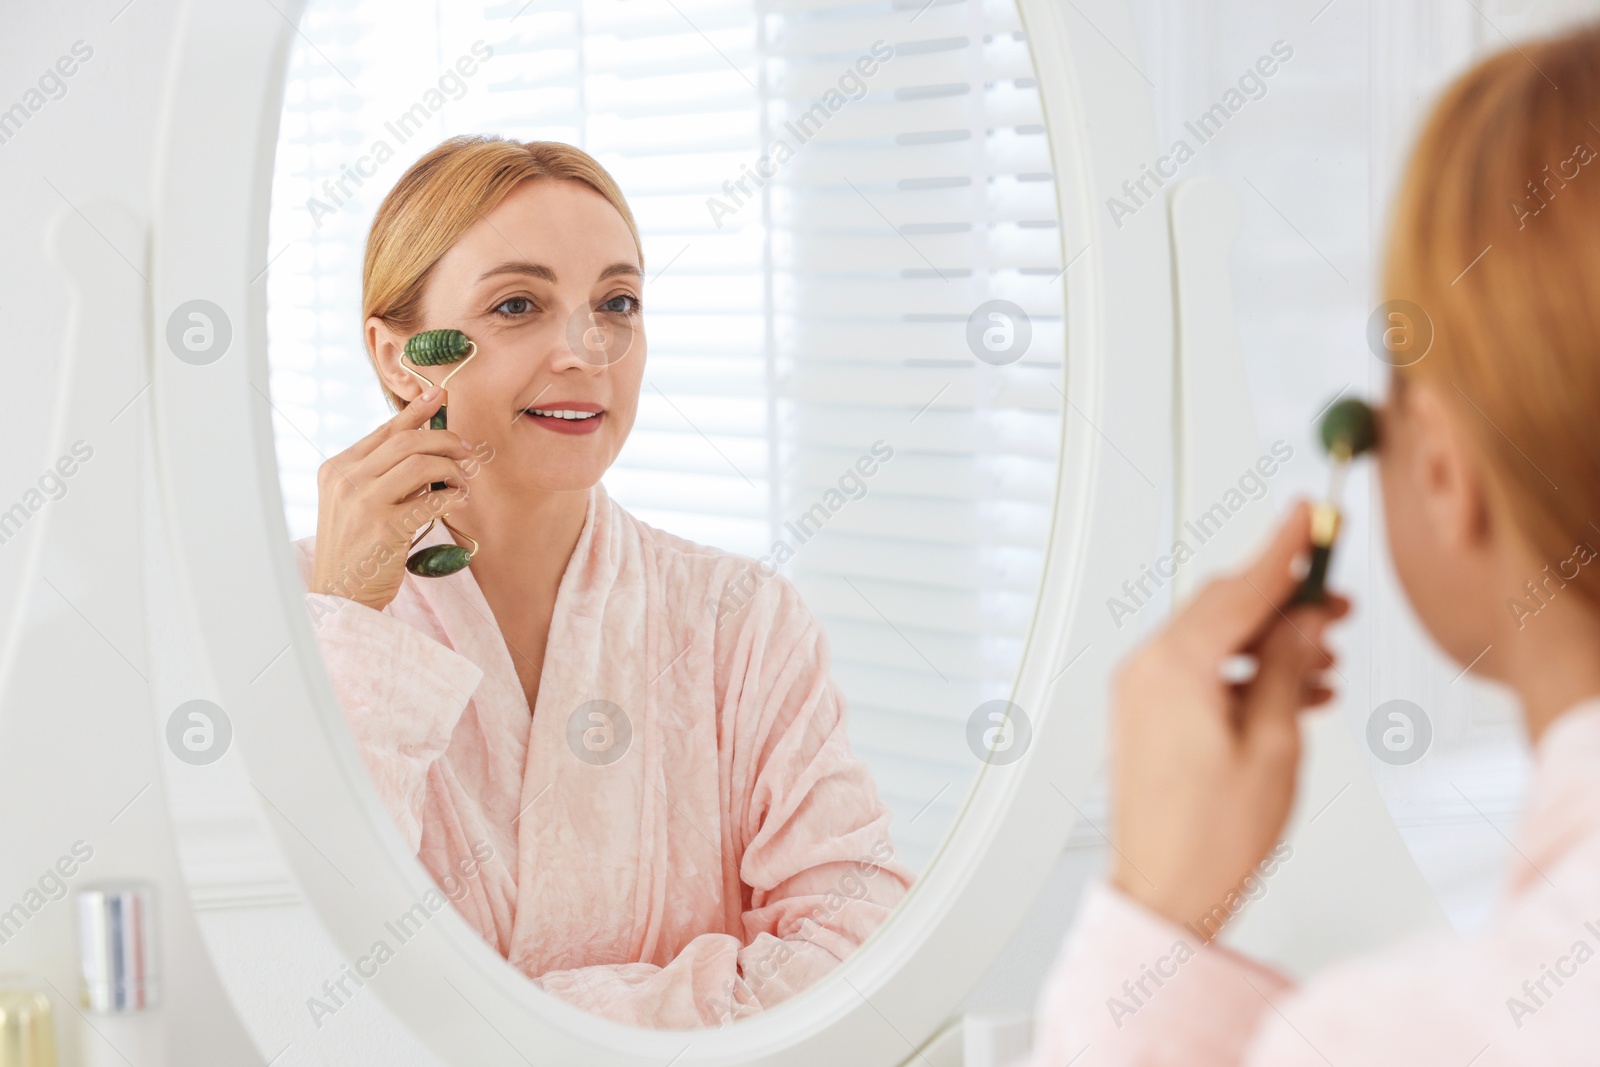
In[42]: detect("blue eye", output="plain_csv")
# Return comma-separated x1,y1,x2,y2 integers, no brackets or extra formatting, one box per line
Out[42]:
495,296,533,317
600,293,640,315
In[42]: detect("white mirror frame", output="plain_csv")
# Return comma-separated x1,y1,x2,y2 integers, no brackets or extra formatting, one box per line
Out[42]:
150,0,1173,1062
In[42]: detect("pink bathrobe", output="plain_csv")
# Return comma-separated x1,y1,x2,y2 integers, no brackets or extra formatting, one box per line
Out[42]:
293,482,912,1029
1022,699,1600,1065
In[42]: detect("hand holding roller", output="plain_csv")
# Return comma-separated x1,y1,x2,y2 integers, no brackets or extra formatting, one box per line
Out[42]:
399,329,479,577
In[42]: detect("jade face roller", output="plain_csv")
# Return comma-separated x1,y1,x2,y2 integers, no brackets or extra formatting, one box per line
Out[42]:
1291,397,1379,605
399,328,478,577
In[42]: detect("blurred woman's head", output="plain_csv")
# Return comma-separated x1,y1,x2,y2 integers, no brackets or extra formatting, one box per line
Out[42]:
1379,23,1600,671
362,136,646,497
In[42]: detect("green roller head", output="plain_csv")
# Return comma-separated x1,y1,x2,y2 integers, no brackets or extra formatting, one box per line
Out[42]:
403,328,475,454
404,328,473,367
1319,397,1379,460
406,543,472,577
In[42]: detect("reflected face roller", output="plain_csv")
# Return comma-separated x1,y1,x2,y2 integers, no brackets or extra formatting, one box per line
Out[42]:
403,328,477,433
400,328,478,578
1290,397,1379,605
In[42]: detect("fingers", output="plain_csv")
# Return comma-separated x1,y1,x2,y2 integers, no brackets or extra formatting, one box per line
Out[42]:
1167,502,1315,666
362,426,475,477
371,453,470,505
346,386,446,462
1243,592,1348,663
382,485,468,536
410,485,471,518
1241,500,1316,604
1240,606,1340,755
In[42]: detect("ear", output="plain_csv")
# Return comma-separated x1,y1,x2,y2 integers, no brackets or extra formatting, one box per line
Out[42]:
1405,380,1493,553
368,316,427,401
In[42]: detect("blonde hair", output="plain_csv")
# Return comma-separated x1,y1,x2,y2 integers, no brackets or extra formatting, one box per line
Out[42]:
1385,23,1600,607
361,135,643,410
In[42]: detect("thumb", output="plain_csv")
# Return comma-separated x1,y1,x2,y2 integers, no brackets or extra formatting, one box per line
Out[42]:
1166,501,1313,667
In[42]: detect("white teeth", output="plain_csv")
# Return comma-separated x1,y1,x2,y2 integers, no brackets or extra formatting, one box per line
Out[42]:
529,408,599,420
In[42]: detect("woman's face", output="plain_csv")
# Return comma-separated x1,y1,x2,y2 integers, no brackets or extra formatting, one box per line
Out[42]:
371,178,646,496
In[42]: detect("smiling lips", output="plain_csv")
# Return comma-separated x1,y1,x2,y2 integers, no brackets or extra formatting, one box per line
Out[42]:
522,401,604,435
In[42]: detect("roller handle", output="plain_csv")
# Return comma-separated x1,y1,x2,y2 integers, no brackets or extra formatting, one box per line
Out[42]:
429,404,448,491
1290,543,1334,606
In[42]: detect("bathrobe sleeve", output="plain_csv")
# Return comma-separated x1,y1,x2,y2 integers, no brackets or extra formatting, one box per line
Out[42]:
293,543,484,853
720,570,916,1016
1020,880,1295,1066
532,569,914,1029
1022,877,1546,1067
1021,706,1600,1066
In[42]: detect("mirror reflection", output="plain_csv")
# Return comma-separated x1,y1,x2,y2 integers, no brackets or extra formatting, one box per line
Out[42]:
266,0,1063,1029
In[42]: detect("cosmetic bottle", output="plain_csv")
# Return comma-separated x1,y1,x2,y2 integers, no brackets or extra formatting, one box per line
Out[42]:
0,982,56,1067
76,883,166,1067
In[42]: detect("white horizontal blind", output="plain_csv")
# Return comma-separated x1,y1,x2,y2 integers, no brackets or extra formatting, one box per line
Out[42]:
759,0,1064,871
268,0,1065,875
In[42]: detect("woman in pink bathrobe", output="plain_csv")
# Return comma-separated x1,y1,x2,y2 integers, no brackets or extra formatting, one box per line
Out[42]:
1024,26,1600,1066
296,136,912,1030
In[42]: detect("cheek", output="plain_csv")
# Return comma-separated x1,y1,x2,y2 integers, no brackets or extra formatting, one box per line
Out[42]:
447,373,516,441
1378,457,1415,577
1381,454,1438,595
1379,456,1487,658
608,346,647,427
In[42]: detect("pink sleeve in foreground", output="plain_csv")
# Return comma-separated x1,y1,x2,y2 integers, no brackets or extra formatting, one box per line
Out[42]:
1023,880,1294,1067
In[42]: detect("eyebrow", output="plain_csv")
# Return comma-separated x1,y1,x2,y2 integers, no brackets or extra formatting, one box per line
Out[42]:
476,261,642,284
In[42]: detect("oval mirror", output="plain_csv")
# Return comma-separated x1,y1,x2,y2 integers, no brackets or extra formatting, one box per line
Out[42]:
265,0,1069,1032
152,0,1172,1059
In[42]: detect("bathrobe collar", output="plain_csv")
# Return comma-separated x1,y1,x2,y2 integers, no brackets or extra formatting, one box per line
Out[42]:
411,482,664,967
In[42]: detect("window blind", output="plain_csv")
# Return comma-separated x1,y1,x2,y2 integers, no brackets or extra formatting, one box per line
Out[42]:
268,0,1066,875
